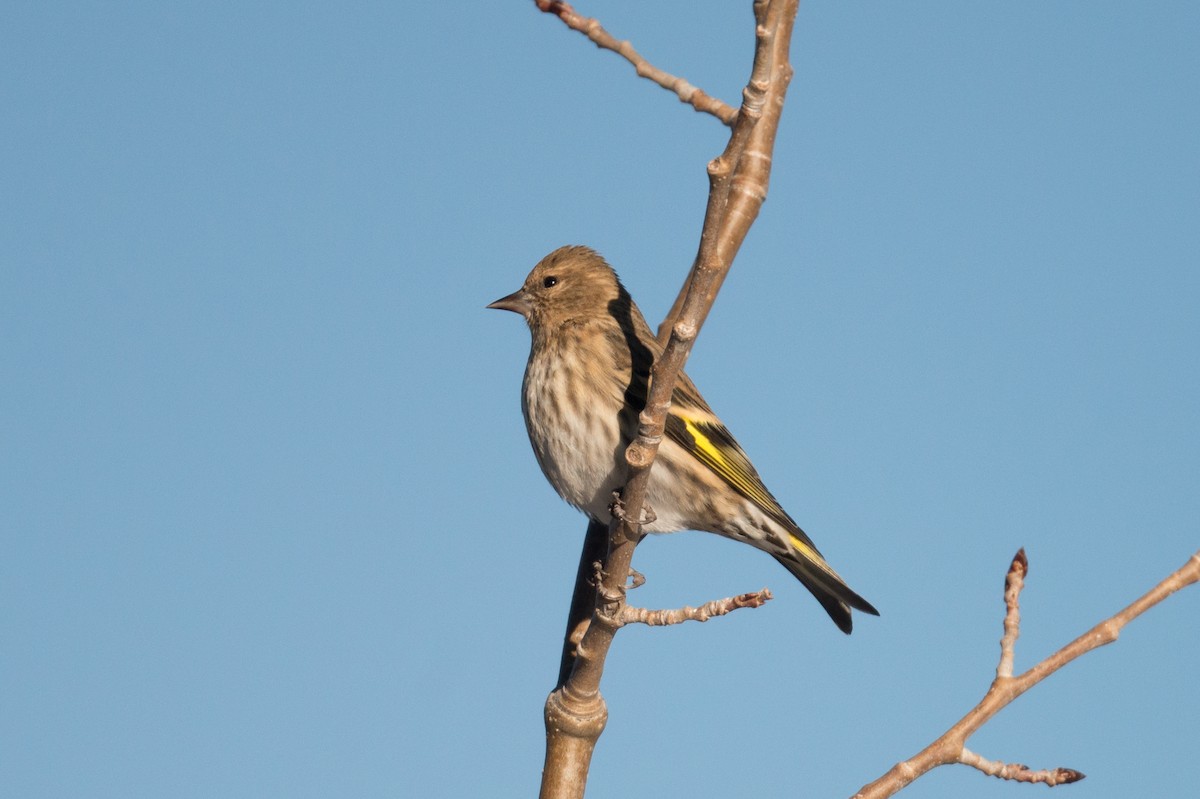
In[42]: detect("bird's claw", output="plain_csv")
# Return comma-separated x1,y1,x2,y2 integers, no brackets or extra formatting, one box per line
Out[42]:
609,491,656,529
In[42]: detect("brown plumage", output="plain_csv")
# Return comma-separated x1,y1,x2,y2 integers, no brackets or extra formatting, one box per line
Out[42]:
489,245,878,633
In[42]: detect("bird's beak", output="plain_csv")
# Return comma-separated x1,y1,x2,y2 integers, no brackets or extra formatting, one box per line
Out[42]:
487,289,532,317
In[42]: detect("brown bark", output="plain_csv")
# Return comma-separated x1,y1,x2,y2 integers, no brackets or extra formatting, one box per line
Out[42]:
536,2,802,797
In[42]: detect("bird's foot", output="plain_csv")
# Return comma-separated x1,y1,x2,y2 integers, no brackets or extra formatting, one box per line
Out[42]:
609,490,656,530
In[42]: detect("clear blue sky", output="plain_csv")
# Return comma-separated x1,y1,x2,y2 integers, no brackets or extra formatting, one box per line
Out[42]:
3,3,1197,798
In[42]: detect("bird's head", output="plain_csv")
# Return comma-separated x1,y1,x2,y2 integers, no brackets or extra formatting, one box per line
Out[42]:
487,245,626,332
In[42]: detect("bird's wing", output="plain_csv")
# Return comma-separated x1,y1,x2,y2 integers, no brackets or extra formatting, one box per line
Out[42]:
665,372,804,538
666,371,879,627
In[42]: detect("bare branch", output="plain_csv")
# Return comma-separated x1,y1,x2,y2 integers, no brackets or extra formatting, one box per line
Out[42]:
539,3,801,797
621,588,773,627
534,0,738,124
850,549,1200,799
1020,549,1200,686
659,0,795,340
959,748,1085,787
554,519,609,689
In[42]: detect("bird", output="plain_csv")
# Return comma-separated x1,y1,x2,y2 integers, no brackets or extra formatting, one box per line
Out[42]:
488,245,878,633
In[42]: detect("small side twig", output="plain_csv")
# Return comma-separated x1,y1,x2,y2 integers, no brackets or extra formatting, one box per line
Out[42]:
534,0,739,125
621,588,773,627
960,748,1085,786
996,548,1026,679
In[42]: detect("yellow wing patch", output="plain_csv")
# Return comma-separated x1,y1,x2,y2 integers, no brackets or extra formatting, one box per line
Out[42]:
667,406,835,568
682,418,726,467
669,411,781,518
787,533,821,564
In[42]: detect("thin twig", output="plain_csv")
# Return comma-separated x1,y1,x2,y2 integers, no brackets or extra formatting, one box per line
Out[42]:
996,548,1026,679
534,0,739,125
621,589,773,626
960,748,1085,786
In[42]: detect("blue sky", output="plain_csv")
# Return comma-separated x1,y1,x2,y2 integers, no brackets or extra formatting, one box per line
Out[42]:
2,3,1197,798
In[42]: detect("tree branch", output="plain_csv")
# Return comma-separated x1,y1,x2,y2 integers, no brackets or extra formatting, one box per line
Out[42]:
658,0,795,340
554,519,609,690
850,549,1200,799
621,588,773,627
534,0,739,125
538,3,801,798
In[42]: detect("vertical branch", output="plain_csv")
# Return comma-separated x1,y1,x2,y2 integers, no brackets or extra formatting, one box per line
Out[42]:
555,519,609,690
659,0,796,342
539,2,802,798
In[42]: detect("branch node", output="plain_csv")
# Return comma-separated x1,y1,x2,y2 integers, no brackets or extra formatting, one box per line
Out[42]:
624,438,660,470
672,319,697,342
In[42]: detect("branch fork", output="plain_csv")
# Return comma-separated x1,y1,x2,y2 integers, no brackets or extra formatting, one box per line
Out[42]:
588,553,770,630
851,548,1200,799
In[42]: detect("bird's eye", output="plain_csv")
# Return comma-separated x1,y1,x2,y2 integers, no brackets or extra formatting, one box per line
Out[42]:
542,276,558,288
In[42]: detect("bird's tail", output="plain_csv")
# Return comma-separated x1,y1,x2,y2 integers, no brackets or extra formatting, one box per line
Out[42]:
771,536,879,634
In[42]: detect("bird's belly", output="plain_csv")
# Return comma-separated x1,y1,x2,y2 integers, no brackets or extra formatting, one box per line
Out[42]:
521,353,691,534
522,362,625,523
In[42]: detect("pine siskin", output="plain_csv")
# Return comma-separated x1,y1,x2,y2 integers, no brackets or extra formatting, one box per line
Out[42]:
488,245,878,633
